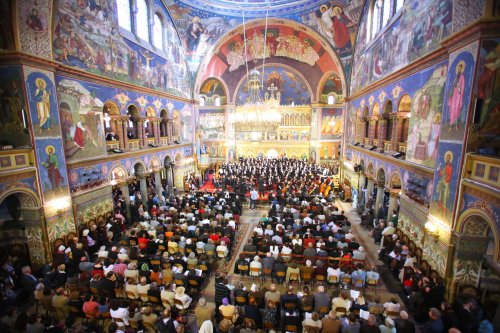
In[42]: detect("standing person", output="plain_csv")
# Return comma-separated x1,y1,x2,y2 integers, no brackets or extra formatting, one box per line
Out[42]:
250,188,259,210
423,308,444,333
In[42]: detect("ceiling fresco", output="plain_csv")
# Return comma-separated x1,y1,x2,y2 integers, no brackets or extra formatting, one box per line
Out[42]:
194,20,345,103
164,0,365,84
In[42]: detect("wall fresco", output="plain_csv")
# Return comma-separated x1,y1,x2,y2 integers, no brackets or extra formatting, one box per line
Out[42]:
234,65,311,106
0,66,31,148
320,73,344,104
468,38,500,154
321,108,343,140
199,109,225,140
351,0,452,93
18,0,52,58
199,79,227,106
52,0,191,98
440,47,477,141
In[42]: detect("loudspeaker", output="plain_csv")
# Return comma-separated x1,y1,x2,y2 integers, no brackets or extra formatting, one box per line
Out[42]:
392,152,403,158
148,143,158,147
112,148,123,153
368,146,376,151
354,142,360,146
174,140,181,144
473,98,483,124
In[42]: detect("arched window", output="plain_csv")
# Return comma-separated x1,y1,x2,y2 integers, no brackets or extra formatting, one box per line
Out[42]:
153,13,163,50
382,0,391,27
371,1,381,39
215,97,221,107
327,95,335,105
199,97,205,107
136,0,149,42
396,0,404,11
117,0,132,31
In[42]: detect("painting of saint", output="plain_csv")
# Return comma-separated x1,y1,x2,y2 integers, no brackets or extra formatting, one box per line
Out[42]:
426,113,441,160
185,16,203,55
448,61,465,131
435,151,453,214
26,8,45,32
35,78,51,132
42,145,64,194
316,5,352,51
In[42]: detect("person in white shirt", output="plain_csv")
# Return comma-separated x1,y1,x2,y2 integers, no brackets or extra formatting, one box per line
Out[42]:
327,264,341,282
249,189,259,210
136,277,150,302
216,241,229,258
249,256,262,277
160,284,175,307
254,225,263,236
174,286,192,309
110,300,129,326
352,247,366,260
383,297,400,318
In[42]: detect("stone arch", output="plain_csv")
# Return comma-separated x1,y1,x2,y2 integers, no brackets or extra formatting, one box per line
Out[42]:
376,166,386,186
397,94,412,114
108,163,129,181
103,100,121,115
0,188,40,209
317,70,344,104
372,103,380,117
366,162,375,178
145,106,156,117
197,76,229,104
383,99,393,114
149,156,161,171
174,151,182,165
131,159,147,176
457,208,500,262
388,170,402,191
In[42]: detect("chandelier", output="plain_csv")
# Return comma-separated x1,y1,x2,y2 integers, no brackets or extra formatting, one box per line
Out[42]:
233,69,282,131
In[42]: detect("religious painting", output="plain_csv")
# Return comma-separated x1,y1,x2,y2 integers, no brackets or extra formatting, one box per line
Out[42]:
199,79,226,106
429,142,463,225
405,65,447,168
468,38,500,153
0,66,31,148
235,66,311,106
52,0,190,98
178,103,194,143
199,109,225,140
475,163,486,178
35,138,69,200
351,0,452,93
24,70,60,138
320,73,344,104
489,166,500,182
57,78,107,161
320,108,343,140
440,48,477,141
18,0,52,58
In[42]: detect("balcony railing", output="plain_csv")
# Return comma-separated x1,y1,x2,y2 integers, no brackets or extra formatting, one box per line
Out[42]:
0,148,32,172
398,142,407,154
384,140,392,153
128,139,140,150
466,153,500,189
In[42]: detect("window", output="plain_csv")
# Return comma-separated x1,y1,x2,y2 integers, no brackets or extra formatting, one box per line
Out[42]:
153,14,163,50
382,0,391,26
371,1,380,39
328,95,335,105
136,0,149,42
215,97,221,106
366,0,404,42
117,0,132,31
199,97,205,106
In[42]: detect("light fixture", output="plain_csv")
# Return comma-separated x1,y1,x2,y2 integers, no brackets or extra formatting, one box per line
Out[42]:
50,197,70,215
425,222,439,241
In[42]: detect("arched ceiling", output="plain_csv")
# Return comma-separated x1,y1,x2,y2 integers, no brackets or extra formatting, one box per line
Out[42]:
166,0,328,17
193,18,347,104
164,0,366,87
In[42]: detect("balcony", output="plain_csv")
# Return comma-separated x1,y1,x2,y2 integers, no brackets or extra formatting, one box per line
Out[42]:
0,148,33,172
364,138,371,146
128,139,140,150
384,140,392,153
465,153,500,190
159,137,169,146
398,142,407,154
106,141,120,150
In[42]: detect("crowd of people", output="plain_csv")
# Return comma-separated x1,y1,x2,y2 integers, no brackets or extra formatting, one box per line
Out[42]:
0,157,496,333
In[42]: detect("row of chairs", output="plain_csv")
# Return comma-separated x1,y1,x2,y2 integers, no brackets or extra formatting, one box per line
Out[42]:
240,251,365,268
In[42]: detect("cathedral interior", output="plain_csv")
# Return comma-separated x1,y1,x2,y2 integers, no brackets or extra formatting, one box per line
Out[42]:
0,0,499,332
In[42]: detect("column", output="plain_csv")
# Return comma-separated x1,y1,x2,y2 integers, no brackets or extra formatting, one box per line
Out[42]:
115,119,125,149
138,175,149,210
357,118,365,142
366,177,374,207
167,120,173,144
154,171,163,200
167,166,174,195
138,120,145,147
120,183,132,221
154,120,160,144
122,118,129,150
375,185,385,216
392,117,404,151
386,191,399,225
378,119,386,149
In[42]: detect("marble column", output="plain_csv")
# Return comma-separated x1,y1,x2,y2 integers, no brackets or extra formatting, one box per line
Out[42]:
120,182,132,221
387,191,399,225
115,119,125,149
122,119,129,150
378,119,387,149
392,117,404,152
167,166,174,195
138,175,148,210
375,185,385,217
167,120,173,144
154,171,163,200
138,120,145,148
154,120,160,144
366,178,375,206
